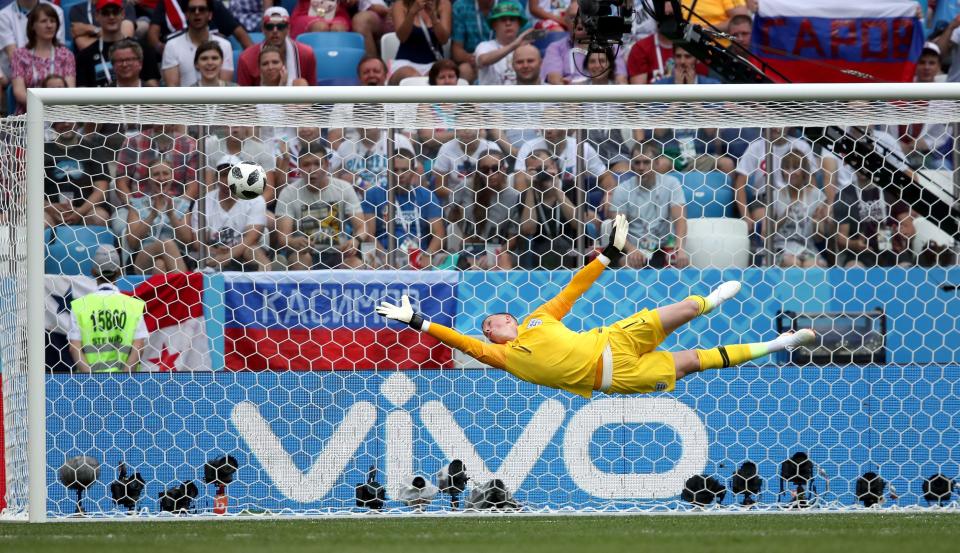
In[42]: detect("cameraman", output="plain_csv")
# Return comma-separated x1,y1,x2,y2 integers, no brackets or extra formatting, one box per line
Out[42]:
515,150,581,269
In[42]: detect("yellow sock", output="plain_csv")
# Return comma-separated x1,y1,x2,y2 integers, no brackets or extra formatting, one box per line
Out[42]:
696,344,771,370
686,295,707,316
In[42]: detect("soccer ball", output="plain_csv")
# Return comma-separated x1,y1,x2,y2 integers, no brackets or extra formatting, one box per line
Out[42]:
228,161,266,200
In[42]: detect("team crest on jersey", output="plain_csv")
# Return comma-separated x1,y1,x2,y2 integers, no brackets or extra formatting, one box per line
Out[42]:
527,319,542,329
655,382,667,392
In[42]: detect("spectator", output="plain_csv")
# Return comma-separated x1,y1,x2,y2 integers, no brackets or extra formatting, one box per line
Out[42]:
161,0,234,86
362,150,446,268
515,149,579,269
449,149,519,270
125,159,191,274
108,39,155,87
192,39,233,86
428,58,459,84
765,149,828,268
528,0,567,31
11,3,74,114
584,49,615,85
227,0,266,33
474,1,535,85
256,43,309,86
733,127,819,229
290,0,352,36
331,128,414,192
432,128,501,202
0,0,66,79
237,7,316,86
148,0,251,54
388,0,451,86
76,0,160,87
204,126,277,204
834,170,917,269
450,0,496,83
626,1,708,84
116,124,200,205
184,154,271,271
515,127,615,199
728,13,751,50
541,1,627,84
915,42,946,83
275,142,367,269
898,43,951,167
356,54,387,85
608,142,689,269
69,0,136,52
512,42,541,85
681,0,749,32
352,0,391,57
44,121,110,228
651,44,719,85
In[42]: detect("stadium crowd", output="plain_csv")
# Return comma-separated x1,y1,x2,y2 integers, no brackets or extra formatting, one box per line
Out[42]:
7,0,956,273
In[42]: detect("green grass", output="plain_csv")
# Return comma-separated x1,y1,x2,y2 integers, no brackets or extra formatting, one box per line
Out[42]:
2,513,960,553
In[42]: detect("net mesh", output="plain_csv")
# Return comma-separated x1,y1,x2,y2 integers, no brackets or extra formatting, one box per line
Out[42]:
7,91,960,518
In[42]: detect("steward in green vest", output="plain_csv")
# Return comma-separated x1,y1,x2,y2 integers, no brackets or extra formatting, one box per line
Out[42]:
68,246,148,373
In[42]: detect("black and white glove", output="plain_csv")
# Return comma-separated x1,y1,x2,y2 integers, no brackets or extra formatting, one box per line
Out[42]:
601,214,629,265
374,294,426,331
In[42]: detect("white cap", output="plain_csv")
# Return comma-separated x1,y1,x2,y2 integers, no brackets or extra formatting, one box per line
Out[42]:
92,245,121,276
922,41,941,57
263,6,289,21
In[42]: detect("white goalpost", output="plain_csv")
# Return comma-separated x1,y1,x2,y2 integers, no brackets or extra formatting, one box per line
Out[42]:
4,83,960,521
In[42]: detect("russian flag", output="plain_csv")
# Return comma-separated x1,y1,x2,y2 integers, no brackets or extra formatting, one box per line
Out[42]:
752,0,924,83
223,270,458,370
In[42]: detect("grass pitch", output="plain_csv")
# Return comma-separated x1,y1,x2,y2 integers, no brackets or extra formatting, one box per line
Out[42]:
2,513,959,553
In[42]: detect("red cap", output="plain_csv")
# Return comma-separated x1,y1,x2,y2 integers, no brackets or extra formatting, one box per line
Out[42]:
96,0,123,10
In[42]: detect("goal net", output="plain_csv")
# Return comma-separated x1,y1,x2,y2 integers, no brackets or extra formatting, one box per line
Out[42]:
4,84,960,520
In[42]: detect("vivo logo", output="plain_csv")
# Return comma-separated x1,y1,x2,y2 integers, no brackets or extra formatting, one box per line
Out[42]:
231,373,708,503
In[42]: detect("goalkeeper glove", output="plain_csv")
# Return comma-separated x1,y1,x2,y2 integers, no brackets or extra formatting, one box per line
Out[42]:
601,214,629,265
374,294,425,331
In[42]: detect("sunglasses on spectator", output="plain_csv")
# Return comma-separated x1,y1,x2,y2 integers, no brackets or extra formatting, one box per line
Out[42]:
477,164,500,174
264,22,288,31
187,6,209,13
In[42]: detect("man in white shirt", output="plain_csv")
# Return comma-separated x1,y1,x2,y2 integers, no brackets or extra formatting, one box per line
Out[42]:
515,128,613,190
160,0,233,86
473,1,535,86
432,128,501,202
185,154,270,271
0,0,64,77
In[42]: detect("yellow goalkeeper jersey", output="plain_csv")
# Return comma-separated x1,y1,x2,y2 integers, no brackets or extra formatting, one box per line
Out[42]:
425,259,609,398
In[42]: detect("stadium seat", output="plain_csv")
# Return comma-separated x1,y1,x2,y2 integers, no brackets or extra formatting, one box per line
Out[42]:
281,0,297,14
685,218,750,269
46,225,115,276
61,0,88,50
380,32,400,62
297,31,365,52
316,77,361,85
911,216,957,257
228,32,264,55
672,171,734,218
313,47,366,80
6,85,15,115
533,31,567,56
233,49,241,81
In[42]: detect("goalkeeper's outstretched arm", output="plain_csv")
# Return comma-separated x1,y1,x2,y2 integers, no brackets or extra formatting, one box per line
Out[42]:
534,214,630,320
374,295,508,369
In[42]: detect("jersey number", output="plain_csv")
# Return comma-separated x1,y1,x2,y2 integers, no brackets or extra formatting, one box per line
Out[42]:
89,309,127,332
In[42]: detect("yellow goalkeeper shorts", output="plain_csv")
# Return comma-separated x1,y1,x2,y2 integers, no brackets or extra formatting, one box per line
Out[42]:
607,309,677,395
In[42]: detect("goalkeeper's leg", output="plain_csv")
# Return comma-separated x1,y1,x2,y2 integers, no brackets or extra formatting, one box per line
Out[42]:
672,329,817,380
655,281,742,336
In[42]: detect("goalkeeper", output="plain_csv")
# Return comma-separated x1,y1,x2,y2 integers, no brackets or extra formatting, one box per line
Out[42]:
375,215,815,398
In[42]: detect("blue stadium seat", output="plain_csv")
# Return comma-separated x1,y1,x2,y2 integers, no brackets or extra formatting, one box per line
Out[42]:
281,0,297,15
6,85,15,115
312,47,365,80
47,225,115,275
672,171,734,218
297,31,365,52
533,31,568,56
316,77,361,85
228,32,265,55
233,48,241,81
61,0,88,50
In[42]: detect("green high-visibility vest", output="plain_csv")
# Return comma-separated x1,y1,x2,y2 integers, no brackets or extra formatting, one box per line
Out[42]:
71,292,146,373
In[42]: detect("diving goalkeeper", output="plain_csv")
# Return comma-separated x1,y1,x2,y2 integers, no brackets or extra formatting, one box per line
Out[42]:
374,215,815,398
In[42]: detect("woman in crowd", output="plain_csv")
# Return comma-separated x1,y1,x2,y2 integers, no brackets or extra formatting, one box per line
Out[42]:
585,49,616,85
11,3,75,114
258,45,309,86
388,0,451,85
125,159,191,274
193,41,235,87
428,58,460,85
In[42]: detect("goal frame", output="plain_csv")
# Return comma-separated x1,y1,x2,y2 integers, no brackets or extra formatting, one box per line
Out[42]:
21,82,960,522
